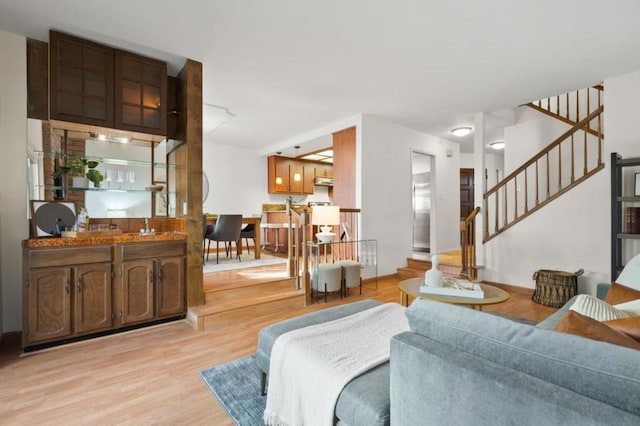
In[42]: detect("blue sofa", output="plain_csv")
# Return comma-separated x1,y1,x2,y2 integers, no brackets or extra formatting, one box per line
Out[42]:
257,295,640,425
392,298,640,425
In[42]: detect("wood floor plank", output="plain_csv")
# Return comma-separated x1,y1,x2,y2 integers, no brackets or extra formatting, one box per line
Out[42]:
0,264,557,424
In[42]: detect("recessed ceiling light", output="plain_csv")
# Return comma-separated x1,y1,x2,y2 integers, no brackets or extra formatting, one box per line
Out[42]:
451,127,472,137
490,141,505,150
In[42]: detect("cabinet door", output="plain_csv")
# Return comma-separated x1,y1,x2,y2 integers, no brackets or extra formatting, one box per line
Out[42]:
289,161,304,193
49,31,114,127
315,164,333,178
121,260,155,325
73,263,113,334
268,156,290,193
156,257,185,317
26,267,72,343
114,50,167,135
302,164,315,194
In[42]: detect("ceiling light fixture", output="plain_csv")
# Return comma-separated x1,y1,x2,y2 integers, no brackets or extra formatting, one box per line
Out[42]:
490,141,505,150
451,127,472,137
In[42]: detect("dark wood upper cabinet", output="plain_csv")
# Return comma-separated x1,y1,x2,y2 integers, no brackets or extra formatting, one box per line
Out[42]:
49,30,114,128
114,50,167,135
27,38,49,120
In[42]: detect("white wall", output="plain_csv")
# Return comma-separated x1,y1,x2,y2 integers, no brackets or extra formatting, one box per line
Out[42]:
460,152,504,190
202,142,267,217
504,109,568,175
360,115,460,277
481,70,640,294
0,31,28,333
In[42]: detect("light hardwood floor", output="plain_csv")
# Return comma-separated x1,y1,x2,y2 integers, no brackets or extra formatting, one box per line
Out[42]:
0,269,556,424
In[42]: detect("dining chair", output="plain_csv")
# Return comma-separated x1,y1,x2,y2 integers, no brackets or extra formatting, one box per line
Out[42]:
239,223,256,255
205,214,243,264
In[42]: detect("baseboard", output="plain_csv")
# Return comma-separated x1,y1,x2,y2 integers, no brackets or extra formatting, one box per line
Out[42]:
0,331,22,351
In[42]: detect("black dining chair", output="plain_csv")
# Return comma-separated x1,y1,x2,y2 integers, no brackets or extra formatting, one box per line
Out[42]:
239,223,256,255
203,215,214,265
205,214,243,264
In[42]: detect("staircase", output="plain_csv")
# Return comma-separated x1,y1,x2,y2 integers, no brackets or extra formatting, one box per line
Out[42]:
483,86,605,242
397,255,464,280
187,271,303,331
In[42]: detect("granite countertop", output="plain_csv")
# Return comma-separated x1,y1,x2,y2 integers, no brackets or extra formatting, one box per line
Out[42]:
22,232,187,248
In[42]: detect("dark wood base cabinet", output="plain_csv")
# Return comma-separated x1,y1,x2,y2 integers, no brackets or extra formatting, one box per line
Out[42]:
23,241,185,350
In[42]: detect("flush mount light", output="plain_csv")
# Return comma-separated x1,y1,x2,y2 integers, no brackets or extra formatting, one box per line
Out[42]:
490,141,505,150
451,127,472,137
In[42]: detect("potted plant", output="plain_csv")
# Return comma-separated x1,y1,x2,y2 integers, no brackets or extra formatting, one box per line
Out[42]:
68,158,88,188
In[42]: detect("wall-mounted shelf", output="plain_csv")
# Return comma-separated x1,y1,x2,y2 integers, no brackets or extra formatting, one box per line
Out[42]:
34,151,176,169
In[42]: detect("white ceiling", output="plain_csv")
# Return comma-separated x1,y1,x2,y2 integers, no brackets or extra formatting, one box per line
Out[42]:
2,0,640,154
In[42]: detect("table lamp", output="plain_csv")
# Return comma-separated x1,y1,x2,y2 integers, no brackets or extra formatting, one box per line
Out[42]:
311,205,340,243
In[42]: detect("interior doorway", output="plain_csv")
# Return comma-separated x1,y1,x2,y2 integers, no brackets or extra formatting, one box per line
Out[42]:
460,168,474,219
411,151,433,253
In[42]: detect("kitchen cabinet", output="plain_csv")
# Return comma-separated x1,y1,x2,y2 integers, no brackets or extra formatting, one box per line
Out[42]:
73,263,113,334
23,245,113,346
114,50,167,135
48,30,167,136
267,155,314,195
119,241,186,325
23,240,185,350
315,163,333,178
49,30,115,128
156,257,185,317
611,153,640,280
26,267,72,343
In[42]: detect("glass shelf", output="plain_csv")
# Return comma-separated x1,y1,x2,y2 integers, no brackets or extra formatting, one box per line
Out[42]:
37,185,175,194
34,151,176,169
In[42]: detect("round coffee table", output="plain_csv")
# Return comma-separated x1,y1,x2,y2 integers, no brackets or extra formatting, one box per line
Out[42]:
399,277,509,310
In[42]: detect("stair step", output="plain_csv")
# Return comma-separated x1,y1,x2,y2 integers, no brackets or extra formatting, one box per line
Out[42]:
205,277,297,304
406,258,432,270
397,267,424,279
193,290,305,331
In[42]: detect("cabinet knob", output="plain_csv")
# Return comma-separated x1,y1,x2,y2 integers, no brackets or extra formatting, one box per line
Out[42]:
76,278,81,292
65,277,70,294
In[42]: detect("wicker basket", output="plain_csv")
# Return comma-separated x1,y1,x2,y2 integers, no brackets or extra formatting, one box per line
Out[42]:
531,268,584,307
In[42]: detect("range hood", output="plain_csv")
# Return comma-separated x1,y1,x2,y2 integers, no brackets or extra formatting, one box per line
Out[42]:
314,176,333,187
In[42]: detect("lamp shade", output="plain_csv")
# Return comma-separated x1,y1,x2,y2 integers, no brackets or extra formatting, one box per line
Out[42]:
311,205,340,226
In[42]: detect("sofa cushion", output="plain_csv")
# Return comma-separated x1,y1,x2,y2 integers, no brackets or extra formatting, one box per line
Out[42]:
569,294,630,321
554,310,640,350
615,253,640,291
606,282,640,305
605,316,640,343
335,363,390,426
256,299,382,375
405,298,640,416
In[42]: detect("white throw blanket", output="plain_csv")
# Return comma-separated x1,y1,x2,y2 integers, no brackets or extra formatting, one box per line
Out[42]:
263,303,410,426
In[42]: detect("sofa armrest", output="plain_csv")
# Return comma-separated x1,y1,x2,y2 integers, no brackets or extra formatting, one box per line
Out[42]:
390,332,639,425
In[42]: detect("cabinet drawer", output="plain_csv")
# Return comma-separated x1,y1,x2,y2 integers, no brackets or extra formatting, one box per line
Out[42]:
121,241,185,260
29,246,112,268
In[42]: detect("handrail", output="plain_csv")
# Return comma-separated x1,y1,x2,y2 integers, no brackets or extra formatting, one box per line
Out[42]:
486,106,603,199
483,104,604,242
526,85,603,137
460,207,480,280
286,202,362,306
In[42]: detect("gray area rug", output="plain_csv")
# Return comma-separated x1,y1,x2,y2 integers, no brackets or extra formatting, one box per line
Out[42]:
199,354,266,425
203,254,286,274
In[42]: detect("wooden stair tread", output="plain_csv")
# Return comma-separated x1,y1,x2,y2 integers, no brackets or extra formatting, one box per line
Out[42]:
190,288,304,316
204,276,295,293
